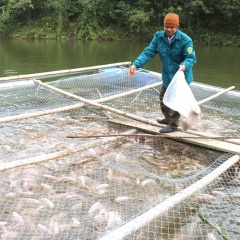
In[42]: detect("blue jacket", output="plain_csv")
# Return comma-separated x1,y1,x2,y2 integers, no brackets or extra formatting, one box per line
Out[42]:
133,29,197,87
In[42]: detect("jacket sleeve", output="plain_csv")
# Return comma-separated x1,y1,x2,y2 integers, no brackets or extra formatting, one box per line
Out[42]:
133,33,158,68
181,39,197,69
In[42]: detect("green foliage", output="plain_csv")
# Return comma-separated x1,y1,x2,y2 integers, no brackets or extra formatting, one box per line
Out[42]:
0,0,239,46
0,7,9,35
129,10,150,34
194,32,240,47
112,1,132,27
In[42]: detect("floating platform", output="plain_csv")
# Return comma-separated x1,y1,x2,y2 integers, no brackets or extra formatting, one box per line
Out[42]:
109,118,240,155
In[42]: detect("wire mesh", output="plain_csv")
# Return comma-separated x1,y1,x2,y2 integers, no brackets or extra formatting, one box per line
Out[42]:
190,83,240,137
0,66,239,239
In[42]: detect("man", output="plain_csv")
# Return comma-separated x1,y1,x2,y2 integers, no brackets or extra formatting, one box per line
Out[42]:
129,13,197,133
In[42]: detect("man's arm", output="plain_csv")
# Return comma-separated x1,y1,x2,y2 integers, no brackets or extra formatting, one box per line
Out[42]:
133,39,158,67
181,40,197,70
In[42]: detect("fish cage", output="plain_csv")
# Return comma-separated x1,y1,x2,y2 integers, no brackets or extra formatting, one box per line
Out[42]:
0,62,239,240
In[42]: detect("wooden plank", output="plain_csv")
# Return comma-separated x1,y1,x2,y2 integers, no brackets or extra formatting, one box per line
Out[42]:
108,119,240,155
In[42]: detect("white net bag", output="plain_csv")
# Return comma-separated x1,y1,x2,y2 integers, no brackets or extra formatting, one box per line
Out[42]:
163,71,201,130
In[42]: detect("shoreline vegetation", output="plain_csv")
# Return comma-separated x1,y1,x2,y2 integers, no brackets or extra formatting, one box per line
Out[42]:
0,1,239,47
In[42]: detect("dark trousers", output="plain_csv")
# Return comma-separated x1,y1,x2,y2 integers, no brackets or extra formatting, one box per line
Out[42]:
159,86,180,127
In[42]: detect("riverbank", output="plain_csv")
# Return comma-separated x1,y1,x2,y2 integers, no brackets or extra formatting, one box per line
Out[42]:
1,24,240,47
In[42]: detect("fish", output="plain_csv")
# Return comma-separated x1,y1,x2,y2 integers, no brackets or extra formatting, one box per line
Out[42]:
94,188,109,197
1,145,12,151
141,179,157,186
10,179,23,189
107,169,131,183
22,168,40,177
22,181,30,192
207,233,216,240
72,218,81,228
57,176,75,183
40,197,55,209
108,169,114,180
88,202,104,215
42,174,59,181
78,175,92,188
57,223,72,232
5,192,16,198
41,183,54,190
235,167,239,176
116,153,128,162
22,177,37,183
1,231,18,240
37,224,53,235
115,196,132,203
49,219,57,234
12,212,24,226
211,190,226,197
136,178,140,185
16,189,34,197
106,211,123,230
70,203,82,211
55,192,74,199
195,194,216,202
94,183,109,190
21,198,41,205
0,222,8,228
52,221,59,235
49,212,68,223
214,187,225,191
65,194,83,200
92,183,109,196
231,192,240,197
36,205,45,211
94,209,108,223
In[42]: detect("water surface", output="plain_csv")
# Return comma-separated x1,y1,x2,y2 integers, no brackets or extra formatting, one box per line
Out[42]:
0,39,239,90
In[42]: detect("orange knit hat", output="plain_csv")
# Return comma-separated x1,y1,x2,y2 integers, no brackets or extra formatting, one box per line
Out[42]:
164,13,179,28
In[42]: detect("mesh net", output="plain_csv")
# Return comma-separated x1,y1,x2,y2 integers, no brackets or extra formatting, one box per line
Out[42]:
0,66,239,240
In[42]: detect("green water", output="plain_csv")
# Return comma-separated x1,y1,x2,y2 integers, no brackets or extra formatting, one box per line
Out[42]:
0,39,239,90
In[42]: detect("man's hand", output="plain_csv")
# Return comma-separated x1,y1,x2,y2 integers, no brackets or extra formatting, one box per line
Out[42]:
129,65,137,77
179,64,186,71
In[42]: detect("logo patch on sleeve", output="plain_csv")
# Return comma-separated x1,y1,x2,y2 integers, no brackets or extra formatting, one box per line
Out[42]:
187,47,193,54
